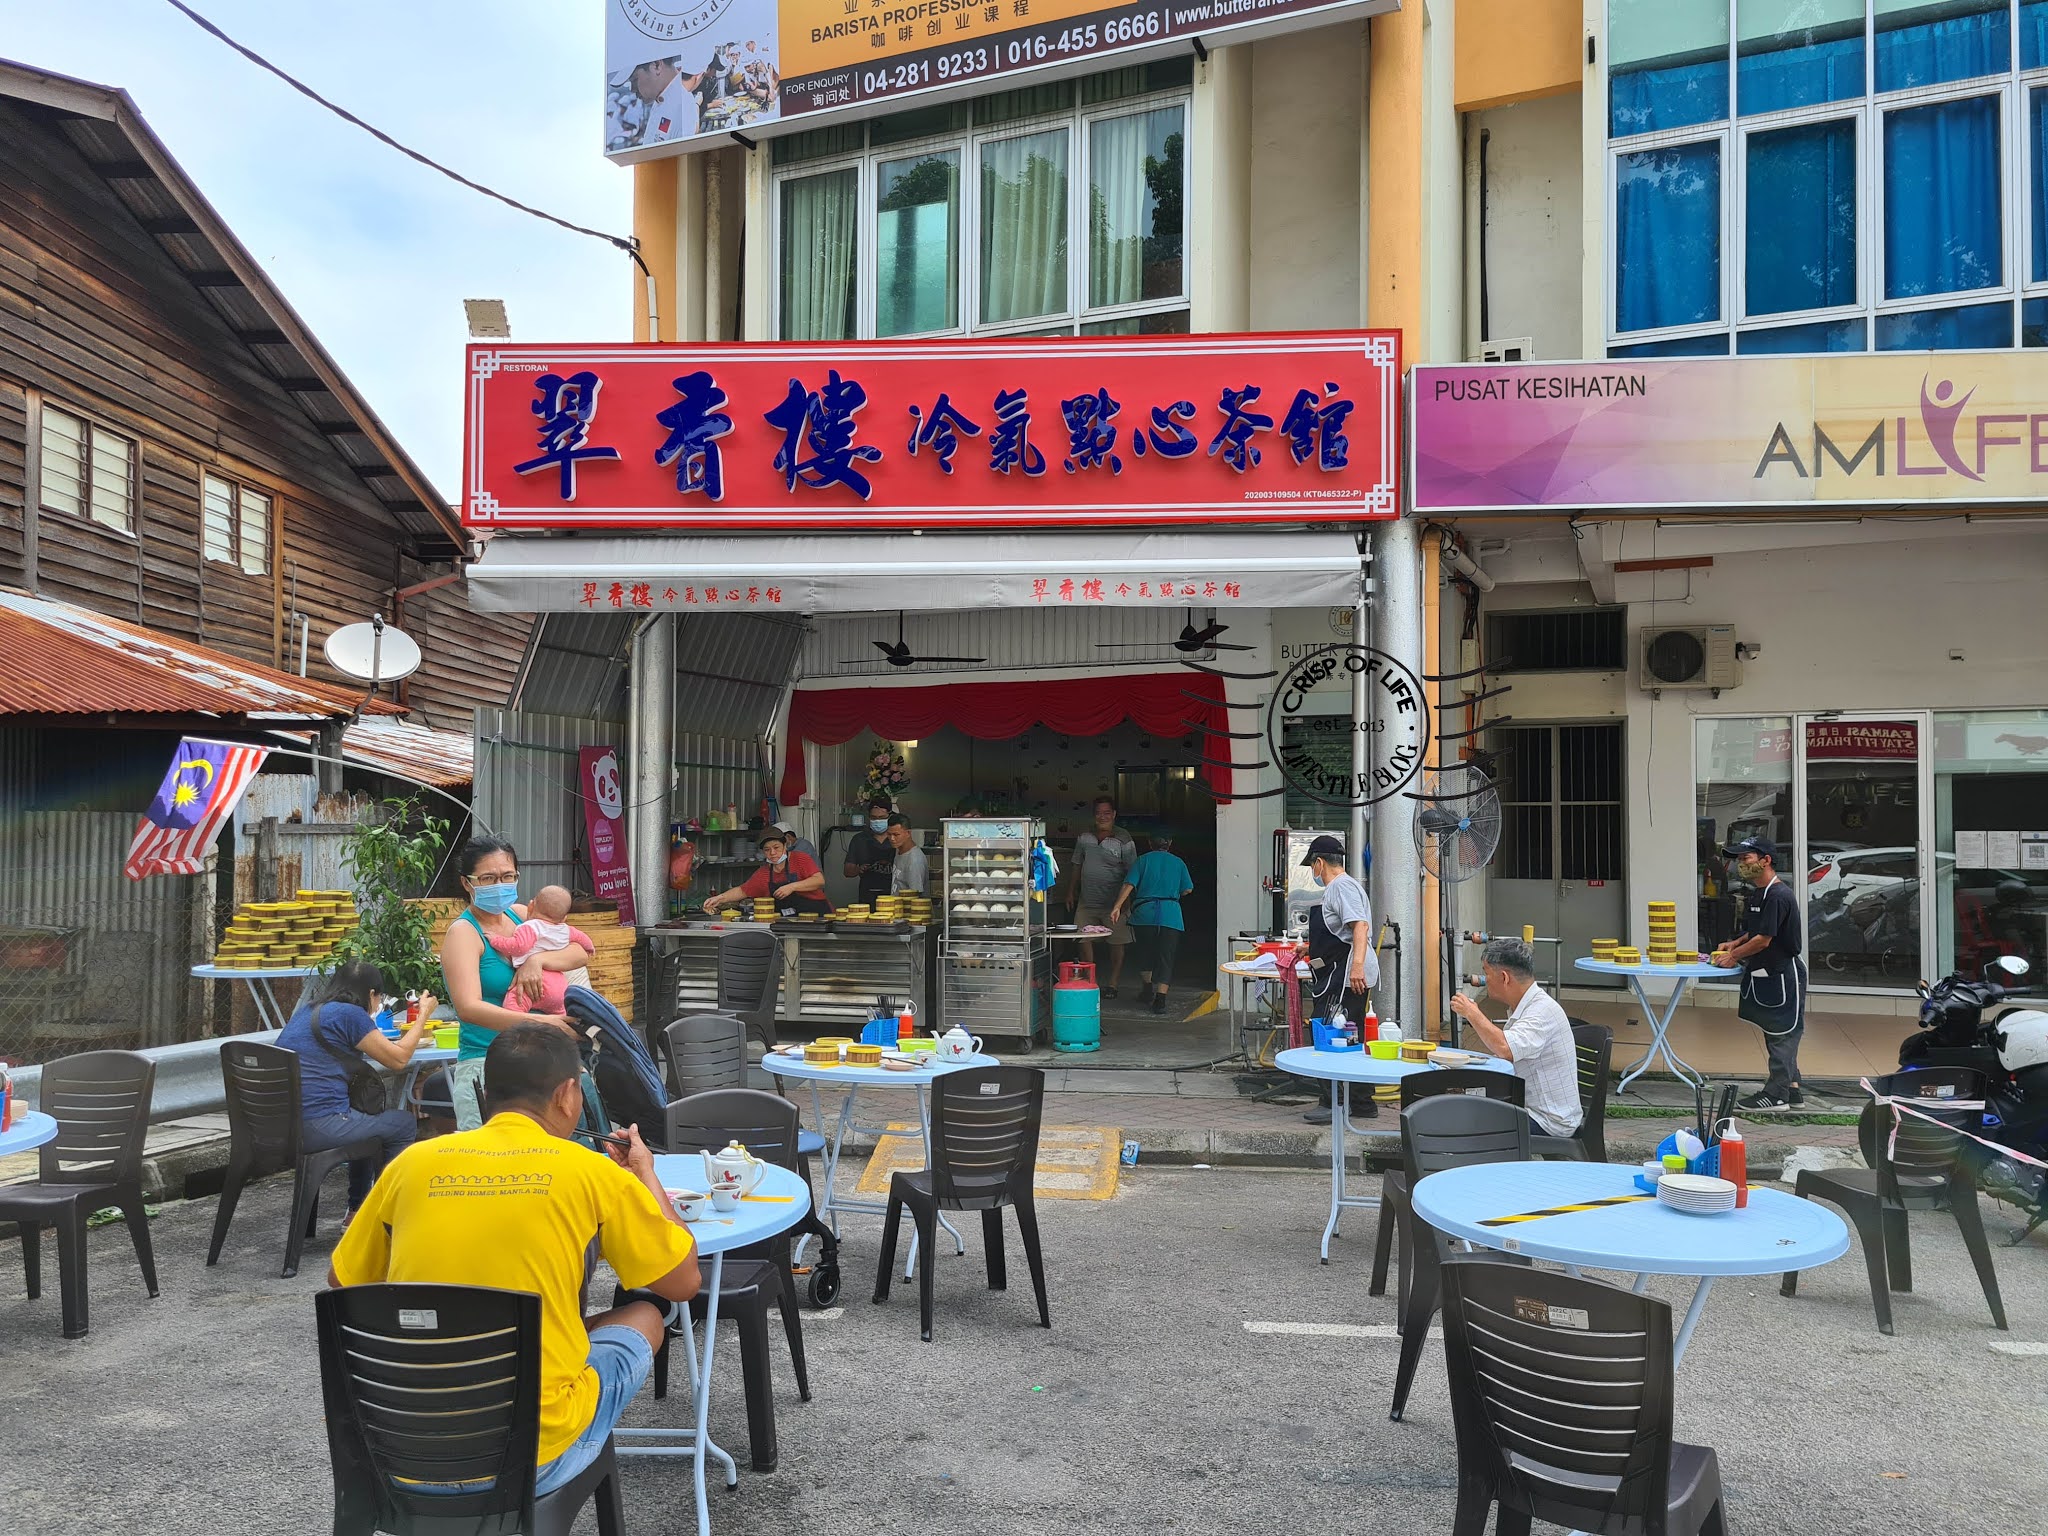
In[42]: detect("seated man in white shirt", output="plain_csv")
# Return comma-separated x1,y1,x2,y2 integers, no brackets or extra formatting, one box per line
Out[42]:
1447,936,1584,1139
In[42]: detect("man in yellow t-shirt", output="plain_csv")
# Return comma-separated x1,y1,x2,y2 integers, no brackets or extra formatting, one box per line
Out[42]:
330,1025,699,1494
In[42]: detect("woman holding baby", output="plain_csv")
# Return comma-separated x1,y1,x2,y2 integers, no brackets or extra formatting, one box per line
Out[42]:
436,836,592,1130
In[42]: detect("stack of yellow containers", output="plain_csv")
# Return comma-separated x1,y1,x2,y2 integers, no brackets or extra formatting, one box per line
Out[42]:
213,890,359,969
1646,901,1679,966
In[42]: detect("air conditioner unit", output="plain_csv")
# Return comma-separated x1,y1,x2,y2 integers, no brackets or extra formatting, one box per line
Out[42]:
1639,624,1742,696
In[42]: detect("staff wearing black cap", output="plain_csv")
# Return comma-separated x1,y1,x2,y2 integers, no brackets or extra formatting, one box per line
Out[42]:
1711,836,1805,1110
1301,834,1378,1125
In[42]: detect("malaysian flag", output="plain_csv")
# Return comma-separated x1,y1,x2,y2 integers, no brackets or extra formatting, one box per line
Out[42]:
123,738,269,880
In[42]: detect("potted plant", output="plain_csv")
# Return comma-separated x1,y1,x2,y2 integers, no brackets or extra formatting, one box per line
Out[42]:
324,795,450,998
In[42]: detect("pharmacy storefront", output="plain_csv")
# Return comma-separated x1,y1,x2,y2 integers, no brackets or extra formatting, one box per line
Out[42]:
1413,352,2048,999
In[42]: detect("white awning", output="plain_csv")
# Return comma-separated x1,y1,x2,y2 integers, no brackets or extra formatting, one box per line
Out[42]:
465,532,1367,613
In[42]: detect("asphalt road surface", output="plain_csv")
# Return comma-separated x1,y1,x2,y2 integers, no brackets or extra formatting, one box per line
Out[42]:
2,1159,2042,1534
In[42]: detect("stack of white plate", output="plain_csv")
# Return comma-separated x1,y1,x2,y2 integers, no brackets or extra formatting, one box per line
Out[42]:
1655,1172,1738,1216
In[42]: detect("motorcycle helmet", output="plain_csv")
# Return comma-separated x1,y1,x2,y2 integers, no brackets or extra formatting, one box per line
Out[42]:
1995,1008,2048,1074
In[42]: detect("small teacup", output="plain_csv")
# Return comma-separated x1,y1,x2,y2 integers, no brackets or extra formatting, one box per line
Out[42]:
710,1185,741,1214
670,1189,711,1222
1640,1161,1666,1186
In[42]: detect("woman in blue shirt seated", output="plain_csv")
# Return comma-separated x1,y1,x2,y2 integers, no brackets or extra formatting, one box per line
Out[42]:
1110,834,1195,1016
276,958,430,1214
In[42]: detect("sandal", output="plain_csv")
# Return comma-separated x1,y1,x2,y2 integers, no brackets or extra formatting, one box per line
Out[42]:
1102,986,1118,1000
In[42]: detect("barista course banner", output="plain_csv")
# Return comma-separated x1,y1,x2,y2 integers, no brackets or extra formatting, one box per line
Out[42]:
606,0,1391,157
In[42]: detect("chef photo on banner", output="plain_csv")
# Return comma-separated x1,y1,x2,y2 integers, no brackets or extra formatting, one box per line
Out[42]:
606,0,781,154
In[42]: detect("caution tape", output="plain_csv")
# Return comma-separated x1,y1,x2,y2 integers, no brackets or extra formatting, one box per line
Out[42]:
1859,1078,2048,1173
1478,1193,1652,1227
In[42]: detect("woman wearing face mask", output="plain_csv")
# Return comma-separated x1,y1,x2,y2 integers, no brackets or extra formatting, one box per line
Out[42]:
842,796,897,903
702,828,832,915
436,836,586,1129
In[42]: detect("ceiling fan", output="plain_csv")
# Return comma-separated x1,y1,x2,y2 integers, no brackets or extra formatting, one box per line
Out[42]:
1096,611,1253,654
840,611,986,668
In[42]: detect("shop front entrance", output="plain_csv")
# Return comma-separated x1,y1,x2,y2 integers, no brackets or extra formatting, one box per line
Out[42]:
1486,722,1627,989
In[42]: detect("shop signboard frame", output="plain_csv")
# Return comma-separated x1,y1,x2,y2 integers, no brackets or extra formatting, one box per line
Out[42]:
603,0,1398,161
464,331,1399,531
1411,353,2048,515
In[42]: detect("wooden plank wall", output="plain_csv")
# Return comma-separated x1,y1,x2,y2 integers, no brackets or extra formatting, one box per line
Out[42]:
0,98,531,715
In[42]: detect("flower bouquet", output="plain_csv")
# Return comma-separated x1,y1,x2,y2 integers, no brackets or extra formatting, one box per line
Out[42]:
859,743,910,808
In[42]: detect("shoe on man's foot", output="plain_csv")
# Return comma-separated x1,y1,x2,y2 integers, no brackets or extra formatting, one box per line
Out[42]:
1150,994,1167,1015
1302,1107,1333,1125
1102,986,1118,1000
1737,1089,1794,1112
1788,1086,1806,1107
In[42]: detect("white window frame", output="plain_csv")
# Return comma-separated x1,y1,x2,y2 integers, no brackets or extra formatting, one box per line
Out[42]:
201,471,271,577
37,403,136,537
771,84,1192,342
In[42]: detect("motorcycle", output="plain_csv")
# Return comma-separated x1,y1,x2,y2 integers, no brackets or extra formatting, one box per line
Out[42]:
1893,954,2048,1239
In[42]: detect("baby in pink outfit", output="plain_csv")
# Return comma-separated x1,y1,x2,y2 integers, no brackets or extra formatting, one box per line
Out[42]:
488,885,594,1014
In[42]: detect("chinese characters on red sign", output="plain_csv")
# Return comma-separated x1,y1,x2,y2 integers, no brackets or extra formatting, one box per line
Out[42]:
464,333,1400,531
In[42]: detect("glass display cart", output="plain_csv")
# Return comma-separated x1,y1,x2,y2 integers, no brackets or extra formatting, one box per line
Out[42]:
939,816,1047,1047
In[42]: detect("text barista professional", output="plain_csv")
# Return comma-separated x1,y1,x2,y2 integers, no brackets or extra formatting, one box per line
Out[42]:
701,829,831,915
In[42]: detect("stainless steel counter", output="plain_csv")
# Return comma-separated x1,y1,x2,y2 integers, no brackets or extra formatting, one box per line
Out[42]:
644,922,928,1031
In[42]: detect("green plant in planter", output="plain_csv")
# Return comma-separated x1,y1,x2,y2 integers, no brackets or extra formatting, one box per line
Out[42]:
324,795,449,997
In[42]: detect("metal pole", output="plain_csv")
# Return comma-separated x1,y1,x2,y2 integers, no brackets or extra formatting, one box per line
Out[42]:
1370,517,1425,1036
628,614,675,928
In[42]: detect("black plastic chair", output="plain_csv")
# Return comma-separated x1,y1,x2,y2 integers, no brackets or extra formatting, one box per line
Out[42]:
645,1088,810,1473
872,1065,1050,1343
1370,1069,1525,1308
1531,1022,1614,1163
316,1283,623,1536
207,1040,381,1279
1388,1093,1532,1423
0,1048,159,1339
1781,1066,2007,1335
1440,1263,1728,1536
717,928,783,1049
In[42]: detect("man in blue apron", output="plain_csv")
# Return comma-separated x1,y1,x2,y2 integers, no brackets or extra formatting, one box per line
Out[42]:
1710,836,1806,1111
1300,834,1378,1125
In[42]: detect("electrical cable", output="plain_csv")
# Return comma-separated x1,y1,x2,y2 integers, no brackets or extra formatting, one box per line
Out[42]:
159,0,650,279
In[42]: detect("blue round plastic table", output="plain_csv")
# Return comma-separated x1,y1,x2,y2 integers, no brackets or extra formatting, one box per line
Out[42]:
190,962,319,1032
0,1109,57,1157
1277,1046,1517,1264
1410,1160,1848,1362
620,1159,811,1536
1573,958,1736,1093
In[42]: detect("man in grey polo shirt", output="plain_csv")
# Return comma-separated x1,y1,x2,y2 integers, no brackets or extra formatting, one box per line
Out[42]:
1063,797,1137,998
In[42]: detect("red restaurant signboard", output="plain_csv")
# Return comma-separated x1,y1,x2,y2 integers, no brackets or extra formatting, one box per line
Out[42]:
462,332,1399,531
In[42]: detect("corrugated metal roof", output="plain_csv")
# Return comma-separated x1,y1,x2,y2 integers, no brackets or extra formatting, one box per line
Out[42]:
270,717,474,789
512,611,803,738
0,587,402,721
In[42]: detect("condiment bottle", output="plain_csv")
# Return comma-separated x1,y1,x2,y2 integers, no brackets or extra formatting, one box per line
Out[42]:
899,999,916,1040
1720,1130,1747,1206
1362,1000,1381,1040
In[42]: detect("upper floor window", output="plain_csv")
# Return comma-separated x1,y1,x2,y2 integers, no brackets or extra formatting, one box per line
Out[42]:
772,61,1192,340
39,405,135,536
1607,1,2048,356
203,473,270,577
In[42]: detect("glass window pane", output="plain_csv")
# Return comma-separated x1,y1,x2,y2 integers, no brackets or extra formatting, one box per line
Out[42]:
1089,106,1183,308
980,128,1069,326
1746,119,1856,316
1739,0,1865,115
1738,316,1866,350
1875,298,2015,347
1080,310,1191,335
240,489,269,576
875,151,960,337
1609,332,1732,356
1875,0,2010,91
1884,95,2002,299
88,429,132,532
39,407,84,518
1610,0,1730,137
2024,294,2048,344
975,82,1072,127
2033,88,2048,284
1933,710,2048,979
203,474,236,564
2026,0,2048,66
1695,717,1795,955
779,169,859,341
870,102,968,147
1806,718,1923,990
1616,141,1722,333
771,123,863,167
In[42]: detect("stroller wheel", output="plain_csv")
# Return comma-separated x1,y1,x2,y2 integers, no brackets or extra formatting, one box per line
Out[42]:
807,1262,842,1308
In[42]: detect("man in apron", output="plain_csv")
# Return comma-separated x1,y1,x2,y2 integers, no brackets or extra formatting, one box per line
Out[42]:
1300,835,1378,1125
1710,836,1806,1111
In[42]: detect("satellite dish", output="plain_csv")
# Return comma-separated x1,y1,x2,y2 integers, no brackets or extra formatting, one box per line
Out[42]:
325,618,422,684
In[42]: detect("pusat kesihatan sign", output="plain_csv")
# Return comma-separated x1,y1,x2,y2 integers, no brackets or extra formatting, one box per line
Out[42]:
1412,353,2048,513
605,0,1397,159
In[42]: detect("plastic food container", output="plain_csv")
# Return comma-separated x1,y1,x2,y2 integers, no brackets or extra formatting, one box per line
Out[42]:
1367,1039,1401,1060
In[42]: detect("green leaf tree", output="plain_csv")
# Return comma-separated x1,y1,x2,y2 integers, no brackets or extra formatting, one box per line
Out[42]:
324,795,449,997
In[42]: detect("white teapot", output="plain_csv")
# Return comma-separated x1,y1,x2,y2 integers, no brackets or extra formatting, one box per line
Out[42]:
936,1025,983,1061
700,1139,765,1196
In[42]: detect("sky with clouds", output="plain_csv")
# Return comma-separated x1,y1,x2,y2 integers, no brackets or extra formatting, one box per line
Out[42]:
1,0,632,502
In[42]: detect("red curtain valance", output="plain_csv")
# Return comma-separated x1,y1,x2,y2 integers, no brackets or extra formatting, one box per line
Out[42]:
782,673,1232,804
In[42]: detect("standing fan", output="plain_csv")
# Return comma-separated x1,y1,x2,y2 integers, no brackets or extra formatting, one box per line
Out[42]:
1407,761,1503,1045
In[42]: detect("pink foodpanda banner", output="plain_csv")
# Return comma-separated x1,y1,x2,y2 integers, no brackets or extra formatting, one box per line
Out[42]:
580,745,637,925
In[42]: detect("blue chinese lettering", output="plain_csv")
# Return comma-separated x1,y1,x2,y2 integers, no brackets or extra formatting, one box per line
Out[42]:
1060,387,1123,474
906,393,983,473
764,370,884,498
653,371,733,500
1208,385,1273,473
1280,382,1355,471
1131,399,1198,459
511,370,621,501
989,388,1047,477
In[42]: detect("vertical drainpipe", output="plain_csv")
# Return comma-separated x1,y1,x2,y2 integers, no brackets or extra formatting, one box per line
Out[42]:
627,614,675,928
1369,516,1424,1038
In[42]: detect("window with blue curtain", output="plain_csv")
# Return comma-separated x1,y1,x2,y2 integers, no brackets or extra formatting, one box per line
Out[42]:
1738,317,1867,351
2025,0,2048,67
1610,334,1733,357
1617,142,1724,332
1874,0,2010,92
1884,94,2003,298
2033,89,2048,283
1747,120,1857,314
1875,299,2014,347
1611,0,1731,136
1739,0,1867,115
